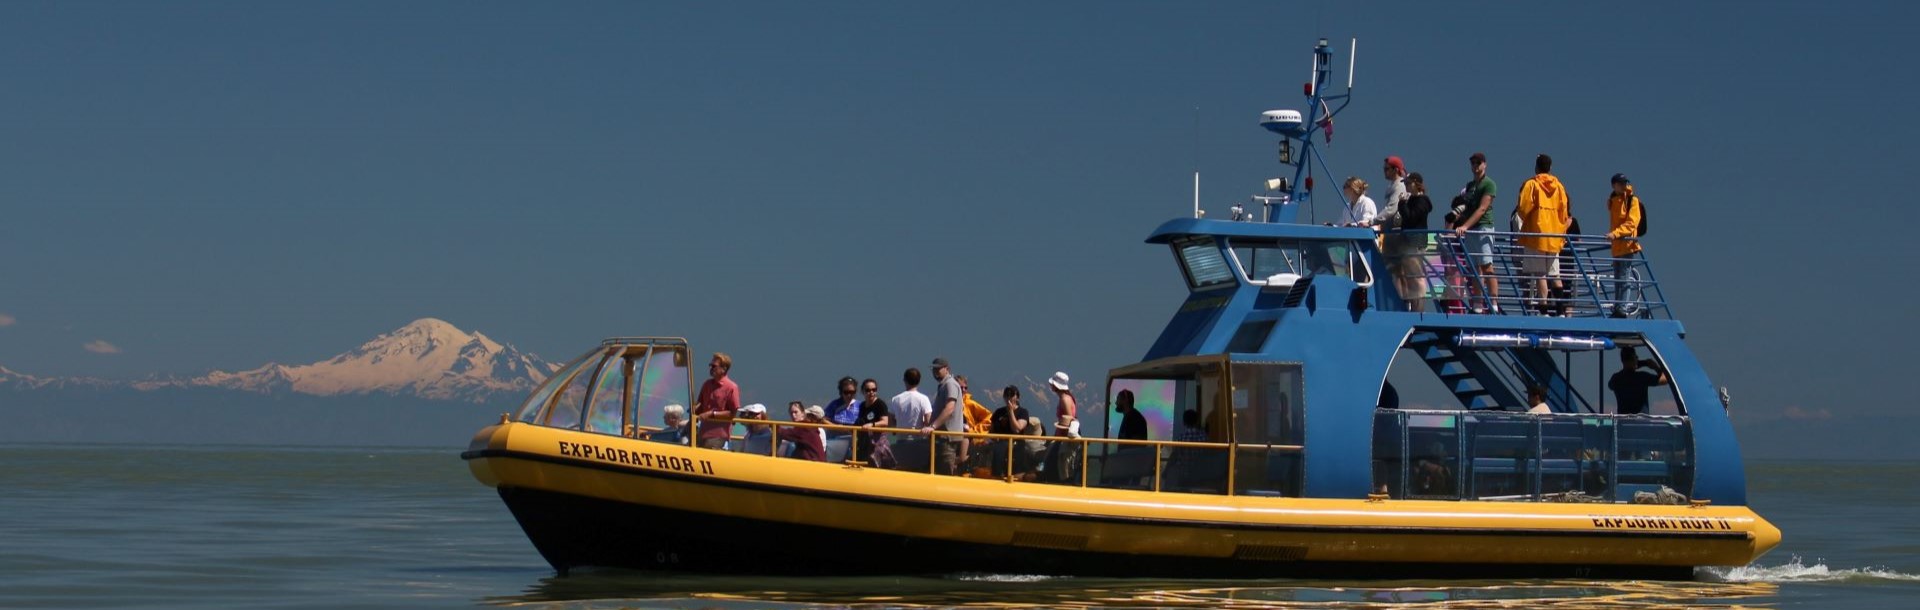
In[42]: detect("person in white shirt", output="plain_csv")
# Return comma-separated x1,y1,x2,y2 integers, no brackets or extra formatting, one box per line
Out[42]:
889,367,932,430
1340,176,1378,227
888,367,934,471
1526,386,1552,414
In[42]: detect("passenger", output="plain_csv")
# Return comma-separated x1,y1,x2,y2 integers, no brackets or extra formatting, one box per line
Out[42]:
693,353,740,450
921,357,968,475
776,401,804,456
736,403,774,455
1339,176,1377,227
1113,389,1148,441
1378,156,1410,228
1413,440,1455,496
1548,217,1583,316
824,376,860,435
1451,152,1501,312
647,404,691,444
989,385,1031,478
1516,154,1572,316
853,378,894,466
888,368,932,470
1046,415,1084,484
1608,347,1671,415
1166,408,1209,489
1526,386,1551,414
889,368,931,431
1605,174,1646,317
776,403,828,462
1047,372,1078,437
957,375,992,434
1018,414,1050,480
1393,172,1434,312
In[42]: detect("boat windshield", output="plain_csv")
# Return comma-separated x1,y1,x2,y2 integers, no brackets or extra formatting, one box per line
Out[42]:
1231,238,1371,288
512,340,692,436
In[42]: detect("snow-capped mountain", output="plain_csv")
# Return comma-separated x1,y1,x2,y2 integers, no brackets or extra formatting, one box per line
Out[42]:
183,318,559,403
3,318,559,404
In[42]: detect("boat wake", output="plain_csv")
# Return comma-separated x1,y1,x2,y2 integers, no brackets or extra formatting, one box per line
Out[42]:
946,573,1066,583
1702,555,1920,584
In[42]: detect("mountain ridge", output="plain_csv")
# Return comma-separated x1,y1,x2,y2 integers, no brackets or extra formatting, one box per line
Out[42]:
1,318,558,404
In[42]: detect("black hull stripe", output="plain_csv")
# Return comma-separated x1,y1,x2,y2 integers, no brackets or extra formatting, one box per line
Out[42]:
464,448,1752,541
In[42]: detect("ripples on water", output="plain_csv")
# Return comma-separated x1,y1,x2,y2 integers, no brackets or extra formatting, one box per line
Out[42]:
1,445,1916,609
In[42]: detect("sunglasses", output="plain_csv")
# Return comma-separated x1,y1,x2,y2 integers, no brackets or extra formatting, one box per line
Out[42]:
863,387,879,393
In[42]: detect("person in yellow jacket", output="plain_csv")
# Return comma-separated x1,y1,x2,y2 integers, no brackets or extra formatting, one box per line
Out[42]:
958,376,992,434
1606,173,1646,317
1516,154,1572,315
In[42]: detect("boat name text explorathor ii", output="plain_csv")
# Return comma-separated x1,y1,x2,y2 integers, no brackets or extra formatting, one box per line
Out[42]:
1589,515,1732,531
557,441,715,475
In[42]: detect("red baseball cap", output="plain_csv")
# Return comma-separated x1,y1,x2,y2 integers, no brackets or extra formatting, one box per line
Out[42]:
1384,156,1406,173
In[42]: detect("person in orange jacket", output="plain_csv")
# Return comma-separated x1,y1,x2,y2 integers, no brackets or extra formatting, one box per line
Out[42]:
1516,154,1572,315
956,375,992,433
1606,173,1646,317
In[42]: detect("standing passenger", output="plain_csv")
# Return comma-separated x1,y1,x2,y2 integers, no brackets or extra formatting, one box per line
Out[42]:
693,353,740,450
1340,177,1378,227
888,367,933,470
989,385,1030,478
1452,153,1501,311
1396,173,1435,311
889,368,931,431
922,357,967,475
1606,174,1646,317
1608,348,1670,415
1114,389,1148,441
1516,154,1572,316
1047,372,1078,437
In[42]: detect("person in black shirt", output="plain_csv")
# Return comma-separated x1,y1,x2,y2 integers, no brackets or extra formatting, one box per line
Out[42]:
1608,347,1671,415
1393,172,1436,312
1114,389,1148,441
853,378,892,464
989,386,1030,478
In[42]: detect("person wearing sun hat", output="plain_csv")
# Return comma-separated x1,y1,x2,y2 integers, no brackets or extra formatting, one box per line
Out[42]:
1047,371,1078,438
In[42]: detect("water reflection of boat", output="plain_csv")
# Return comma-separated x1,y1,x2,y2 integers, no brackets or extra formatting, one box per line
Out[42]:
463,39,1778,580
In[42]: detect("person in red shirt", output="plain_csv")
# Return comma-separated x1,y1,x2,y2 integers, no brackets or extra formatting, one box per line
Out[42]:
693,353,740,450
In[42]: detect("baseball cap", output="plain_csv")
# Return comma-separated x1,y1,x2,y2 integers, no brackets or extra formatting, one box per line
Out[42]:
1384,156,1405,173
1469,152,1486,165
930,357,950,369
1610,173,1631,184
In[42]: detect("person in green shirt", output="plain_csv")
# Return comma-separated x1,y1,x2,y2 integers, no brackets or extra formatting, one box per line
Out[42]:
1450,152,1500,312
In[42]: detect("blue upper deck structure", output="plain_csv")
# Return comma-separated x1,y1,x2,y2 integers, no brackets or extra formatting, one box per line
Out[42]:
1102,40,1745,507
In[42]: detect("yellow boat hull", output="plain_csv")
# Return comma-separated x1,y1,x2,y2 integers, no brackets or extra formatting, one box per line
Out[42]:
464,423,1780,578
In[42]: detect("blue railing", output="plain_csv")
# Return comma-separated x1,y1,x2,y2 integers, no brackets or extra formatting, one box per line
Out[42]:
1384,230,1668,319
1372,409,1693,502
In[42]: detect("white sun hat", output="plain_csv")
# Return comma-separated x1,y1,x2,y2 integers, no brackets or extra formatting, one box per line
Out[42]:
1048,371,1071,392
741,403,767,415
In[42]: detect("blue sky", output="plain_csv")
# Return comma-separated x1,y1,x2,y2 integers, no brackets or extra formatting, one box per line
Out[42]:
0,2,1910,451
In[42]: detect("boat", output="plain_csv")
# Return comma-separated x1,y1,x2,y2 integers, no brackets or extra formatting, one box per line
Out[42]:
463,39,1780,579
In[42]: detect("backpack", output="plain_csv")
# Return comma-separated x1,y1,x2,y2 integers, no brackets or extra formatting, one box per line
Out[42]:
1634,196,1648,236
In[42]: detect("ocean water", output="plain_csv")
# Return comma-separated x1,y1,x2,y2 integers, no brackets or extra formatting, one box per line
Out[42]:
2,444,1915,609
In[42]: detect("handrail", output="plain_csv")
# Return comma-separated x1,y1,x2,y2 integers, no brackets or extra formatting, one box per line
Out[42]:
670,415,1299,495
1390,229,1669,319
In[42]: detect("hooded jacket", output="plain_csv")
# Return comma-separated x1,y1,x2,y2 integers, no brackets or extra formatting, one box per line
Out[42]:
1607,185,1644,257
1516,173,1572,253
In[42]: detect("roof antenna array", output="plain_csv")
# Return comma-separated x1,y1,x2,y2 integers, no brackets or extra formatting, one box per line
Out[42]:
1257,37,1357,224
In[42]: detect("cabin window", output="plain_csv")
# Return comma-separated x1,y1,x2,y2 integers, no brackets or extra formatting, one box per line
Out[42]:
1229,239,1372,288
1230,362,1305,497
1175,237,1237,290
1372,330,1695,501
584,352,630,435
543,356,599,430
632,346,691,432
515,349,598,424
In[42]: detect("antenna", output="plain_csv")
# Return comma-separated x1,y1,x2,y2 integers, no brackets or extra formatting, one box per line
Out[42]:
1348,39,1357,89
1193,172,1201,218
